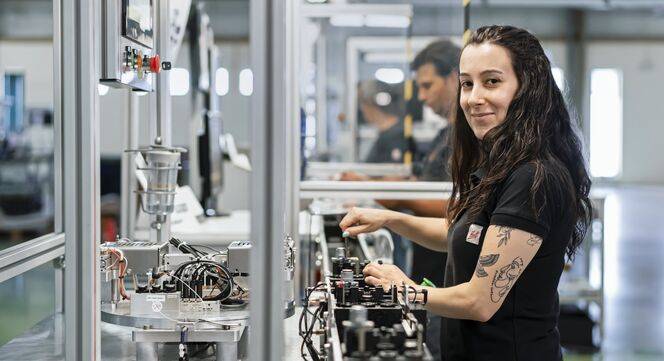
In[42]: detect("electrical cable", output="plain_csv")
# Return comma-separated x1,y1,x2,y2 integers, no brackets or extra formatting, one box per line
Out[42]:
172,258,235,302
169,274,205,303
298,283,327,360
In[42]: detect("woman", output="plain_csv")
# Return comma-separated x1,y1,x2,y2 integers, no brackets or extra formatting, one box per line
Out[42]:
339,25,593,361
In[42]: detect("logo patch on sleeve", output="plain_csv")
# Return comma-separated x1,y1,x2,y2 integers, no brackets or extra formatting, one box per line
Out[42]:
466,224,484,245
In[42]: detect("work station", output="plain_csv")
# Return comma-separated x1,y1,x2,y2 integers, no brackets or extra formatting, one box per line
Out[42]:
0,0,662,360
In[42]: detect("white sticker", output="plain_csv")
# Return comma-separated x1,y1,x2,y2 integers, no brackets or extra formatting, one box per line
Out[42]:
151,301,163,313
391,148,402,161
146,294,166,302
466,224,484,245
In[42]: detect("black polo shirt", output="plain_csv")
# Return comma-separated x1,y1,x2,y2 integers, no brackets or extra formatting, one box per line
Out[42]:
414,126,452,182
441,163,573,361
365,122,407,164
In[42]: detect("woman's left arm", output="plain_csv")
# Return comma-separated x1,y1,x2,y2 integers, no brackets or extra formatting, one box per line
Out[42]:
363,225,542,322
425,225,542,321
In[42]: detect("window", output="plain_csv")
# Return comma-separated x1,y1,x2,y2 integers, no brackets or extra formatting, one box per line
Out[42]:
3,74,25,133
215,68,229,96
589,68,622,178
551,67,565,92
374,68,404,84
239,69,253,96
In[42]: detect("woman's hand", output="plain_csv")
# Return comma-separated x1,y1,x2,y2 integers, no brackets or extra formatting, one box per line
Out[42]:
339,207,394,237
363,262,417,289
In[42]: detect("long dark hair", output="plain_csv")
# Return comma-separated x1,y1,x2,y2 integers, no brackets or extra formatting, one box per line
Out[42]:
447,25,593,260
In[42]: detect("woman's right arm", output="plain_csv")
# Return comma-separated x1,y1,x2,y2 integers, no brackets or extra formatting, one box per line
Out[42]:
339,207,449,252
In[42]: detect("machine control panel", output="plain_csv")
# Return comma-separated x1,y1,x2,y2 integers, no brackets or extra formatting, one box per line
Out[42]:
120,46,164,79
101,0,168,91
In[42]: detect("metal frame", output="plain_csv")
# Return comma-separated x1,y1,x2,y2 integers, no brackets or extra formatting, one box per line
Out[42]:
0,233,64,283
315,32,328,153
300,180,452,200
0,0,68,285
299,4,414,161
61,0,102,359
120,92,139,238
305,161,412,179
249,0,300,360
300,3,412,18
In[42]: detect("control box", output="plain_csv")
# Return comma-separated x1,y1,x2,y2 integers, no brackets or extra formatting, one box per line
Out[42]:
131,291,181,316
101,241,169,274
101,0,163,91
227,241,252,275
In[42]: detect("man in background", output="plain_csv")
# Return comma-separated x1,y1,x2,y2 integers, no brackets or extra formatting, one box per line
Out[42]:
341,39,461,361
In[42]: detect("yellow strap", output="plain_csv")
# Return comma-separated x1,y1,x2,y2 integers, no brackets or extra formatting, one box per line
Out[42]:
404,114,413,137
463,29,472,45
404,79,413,101
404,151,412,166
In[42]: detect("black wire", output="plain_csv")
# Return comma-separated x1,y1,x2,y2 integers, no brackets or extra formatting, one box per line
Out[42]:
298,283,328,360
170,237,206,258
172,260,234,301
300,305,322,360
192,263,232,301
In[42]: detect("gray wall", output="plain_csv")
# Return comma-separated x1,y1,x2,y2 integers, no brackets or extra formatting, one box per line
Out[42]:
585,41,664,184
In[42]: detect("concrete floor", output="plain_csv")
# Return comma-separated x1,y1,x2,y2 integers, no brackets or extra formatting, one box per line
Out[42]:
0,186,663,360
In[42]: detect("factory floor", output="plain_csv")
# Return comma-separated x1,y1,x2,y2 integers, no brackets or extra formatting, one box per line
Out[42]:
1,185,663,360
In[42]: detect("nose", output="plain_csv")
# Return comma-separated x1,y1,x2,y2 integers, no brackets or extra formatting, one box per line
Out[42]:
468,86,486,107
418,89,427,102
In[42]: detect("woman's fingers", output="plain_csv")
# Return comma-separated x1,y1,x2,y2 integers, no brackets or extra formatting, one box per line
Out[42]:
363,262,384,278
339,208,360,230
343,224,374,238
364,275,382,287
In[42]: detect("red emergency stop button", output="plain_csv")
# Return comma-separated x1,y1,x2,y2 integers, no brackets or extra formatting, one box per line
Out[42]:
150,55,161,73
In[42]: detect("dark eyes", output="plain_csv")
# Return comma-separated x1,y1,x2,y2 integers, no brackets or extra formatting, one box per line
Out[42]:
459,78,500,89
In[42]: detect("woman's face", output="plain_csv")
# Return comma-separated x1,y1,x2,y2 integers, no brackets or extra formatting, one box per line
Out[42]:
459,42,519,140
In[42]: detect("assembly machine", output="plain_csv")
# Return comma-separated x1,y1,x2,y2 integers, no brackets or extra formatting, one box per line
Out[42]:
97,1,432,360
297,207,432,361
298,241,432,361
97,1,296,360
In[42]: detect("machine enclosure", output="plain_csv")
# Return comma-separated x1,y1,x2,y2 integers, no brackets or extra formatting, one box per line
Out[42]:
227,241,252,275
130,291,181,316
104,241,169,275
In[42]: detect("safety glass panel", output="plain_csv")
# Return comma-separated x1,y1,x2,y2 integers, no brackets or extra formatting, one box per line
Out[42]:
0,0,56,250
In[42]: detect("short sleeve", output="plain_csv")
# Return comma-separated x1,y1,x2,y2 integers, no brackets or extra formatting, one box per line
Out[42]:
489,164,552,238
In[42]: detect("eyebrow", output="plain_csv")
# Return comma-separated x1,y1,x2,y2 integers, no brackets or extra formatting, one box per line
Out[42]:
459,69,504,77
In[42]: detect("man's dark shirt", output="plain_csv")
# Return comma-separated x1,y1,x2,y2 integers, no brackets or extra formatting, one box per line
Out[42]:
365,122,407,164
411,126,451,287
416,126,452,182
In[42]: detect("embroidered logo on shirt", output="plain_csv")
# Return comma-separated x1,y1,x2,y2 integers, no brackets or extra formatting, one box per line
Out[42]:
466,224,483,245
391,148,402,161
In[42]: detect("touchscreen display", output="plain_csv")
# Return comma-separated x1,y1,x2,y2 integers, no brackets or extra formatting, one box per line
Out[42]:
123,0,153,48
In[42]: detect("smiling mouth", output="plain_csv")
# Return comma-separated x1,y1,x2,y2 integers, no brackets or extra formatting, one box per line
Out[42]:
471,113,494,118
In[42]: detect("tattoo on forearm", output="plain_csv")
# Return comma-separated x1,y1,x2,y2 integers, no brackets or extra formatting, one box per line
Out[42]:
475,254,500,278
497,226,512,247
490,257,524,303
526,235,543,247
